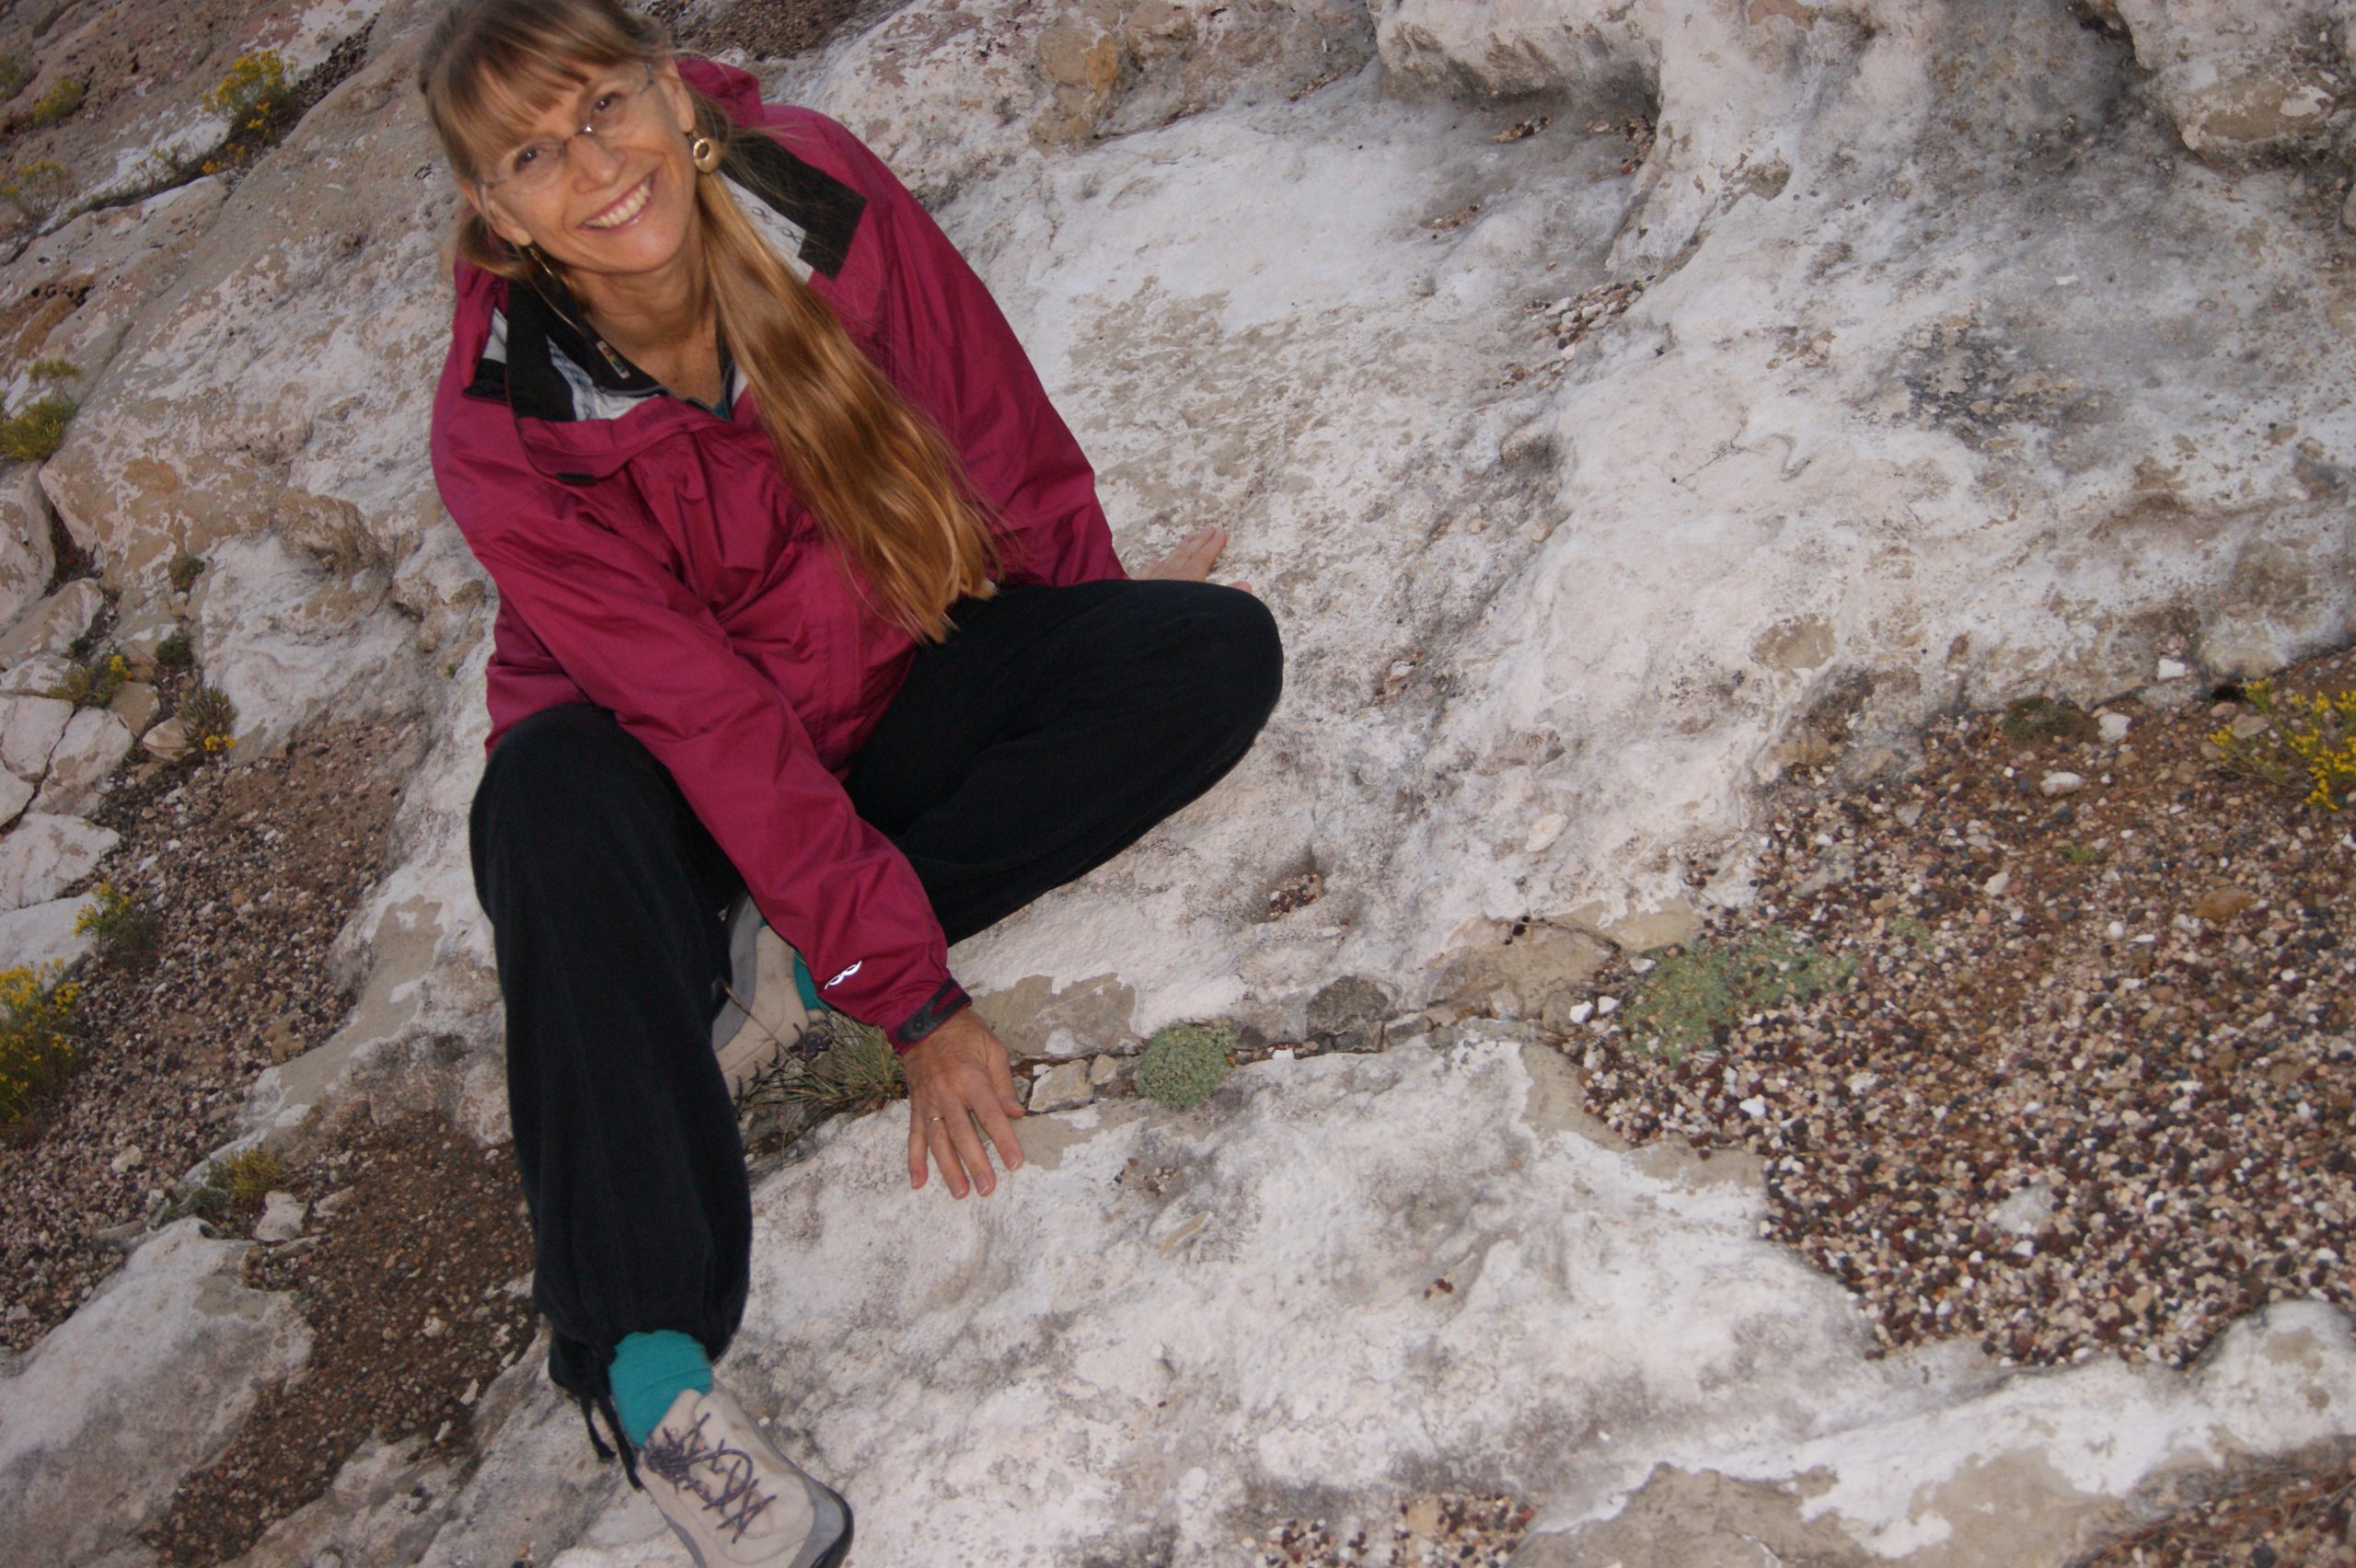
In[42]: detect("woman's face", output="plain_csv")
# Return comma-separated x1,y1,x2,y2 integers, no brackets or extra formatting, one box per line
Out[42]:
466,58,701,306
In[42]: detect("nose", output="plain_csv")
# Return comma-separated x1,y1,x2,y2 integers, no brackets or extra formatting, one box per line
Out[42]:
568,127,626,185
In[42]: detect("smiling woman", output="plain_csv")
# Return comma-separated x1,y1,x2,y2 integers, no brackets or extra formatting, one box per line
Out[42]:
415,2,1283,1562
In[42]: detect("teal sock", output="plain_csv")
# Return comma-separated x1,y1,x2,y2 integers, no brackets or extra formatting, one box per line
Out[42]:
792,949,824,1012
609,1330,713,1447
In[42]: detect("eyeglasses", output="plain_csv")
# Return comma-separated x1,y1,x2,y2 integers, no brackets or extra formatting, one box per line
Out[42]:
479,64,662,195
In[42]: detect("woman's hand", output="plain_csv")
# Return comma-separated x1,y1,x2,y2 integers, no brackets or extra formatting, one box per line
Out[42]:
1138,525,1241,586
902,1009,1027,1198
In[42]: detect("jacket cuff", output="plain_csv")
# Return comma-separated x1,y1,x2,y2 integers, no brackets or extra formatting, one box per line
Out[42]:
890,977,972,1051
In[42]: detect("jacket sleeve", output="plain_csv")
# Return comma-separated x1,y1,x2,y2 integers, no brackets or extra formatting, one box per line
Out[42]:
822,120,1128,589
481,595,593,752
452,461,969,1047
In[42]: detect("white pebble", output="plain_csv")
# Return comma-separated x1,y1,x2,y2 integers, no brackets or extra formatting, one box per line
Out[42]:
2098,712,2131,743
1565,1001,1595,1024
1524,813,1568,854
2155,658,2189,680
2106,920,2126,940
1982,870,2012,897
1629,957,1655,974
1738,1096,1768,1119
1596,996,1620,1016
2038,770,2086,797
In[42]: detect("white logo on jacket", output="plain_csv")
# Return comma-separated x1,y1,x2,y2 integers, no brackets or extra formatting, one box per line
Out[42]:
824,961,862,989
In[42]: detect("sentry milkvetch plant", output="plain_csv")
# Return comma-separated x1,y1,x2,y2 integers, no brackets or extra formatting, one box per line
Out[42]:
1135,1022,1235,1110
1619,928,1856,1063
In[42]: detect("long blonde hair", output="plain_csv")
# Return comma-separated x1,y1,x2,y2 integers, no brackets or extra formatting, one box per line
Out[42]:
418,0,998,640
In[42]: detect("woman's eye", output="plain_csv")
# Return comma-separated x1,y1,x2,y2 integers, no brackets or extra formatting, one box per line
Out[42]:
590,91,623,118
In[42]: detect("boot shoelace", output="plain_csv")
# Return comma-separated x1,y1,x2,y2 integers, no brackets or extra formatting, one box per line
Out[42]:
642,1411,778,1543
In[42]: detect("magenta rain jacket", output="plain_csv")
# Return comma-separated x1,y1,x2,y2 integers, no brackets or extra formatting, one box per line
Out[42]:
429,58,1127,1046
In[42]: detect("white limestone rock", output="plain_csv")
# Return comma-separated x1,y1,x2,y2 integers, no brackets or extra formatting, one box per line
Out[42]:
0,770,30,829
1028,1057,1095,1113
0,652,71,698
0,579,102,666
2100,0,2355,168
30,707,133,815
0,812,119,912
0,467,57,630
110,587,182,674
527,1038,2356,1567
252,1192,309,1244
0,693,75,780
0,1221,311,1568
108,678,161,736
0,892,99,971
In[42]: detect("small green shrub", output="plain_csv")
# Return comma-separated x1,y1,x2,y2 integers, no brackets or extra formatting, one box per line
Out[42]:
0,394,75,461
2059,843,2103,865
780,1015,905,1114
48,651,127,709
29,76,83,126
168,552,206,594
2211,677,2356,813
24,357,75,383
202,1147,283,1212
2000,695,2096,747
0,157,67,221
1620,929,1856,1062
0,53,28,103
201,51,293,144
74,881,156,960
0,963,79,1131
154,628,193,669
1135,1022,1235,1110
179,683,237,755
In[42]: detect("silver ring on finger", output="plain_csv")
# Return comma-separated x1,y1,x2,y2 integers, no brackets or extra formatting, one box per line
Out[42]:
928,1114,945,1123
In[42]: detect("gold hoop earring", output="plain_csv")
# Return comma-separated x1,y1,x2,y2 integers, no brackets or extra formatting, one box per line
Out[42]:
688,132,722,174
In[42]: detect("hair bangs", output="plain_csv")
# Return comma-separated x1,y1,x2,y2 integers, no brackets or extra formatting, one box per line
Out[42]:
421,0,664,181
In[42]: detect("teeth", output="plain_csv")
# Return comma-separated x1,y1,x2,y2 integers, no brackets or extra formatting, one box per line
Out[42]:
584,178,651,229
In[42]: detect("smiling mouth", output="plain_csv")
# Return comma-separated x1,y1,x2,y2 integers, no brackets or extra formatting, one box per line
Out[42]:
583,175,653,230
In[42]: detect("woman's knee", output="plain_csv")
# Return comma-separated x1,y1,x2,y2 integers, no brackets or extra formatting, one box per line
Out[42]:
471,704,671,865
1174,582,1282,726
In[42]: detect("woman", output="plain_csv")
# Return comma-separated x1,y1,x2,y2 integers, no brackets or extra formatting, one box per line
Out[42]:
418,2,1282,1562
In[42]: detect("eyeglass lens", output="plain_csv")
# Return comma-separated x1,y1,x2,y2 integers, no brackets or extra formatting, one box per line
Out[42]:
501,72,651,190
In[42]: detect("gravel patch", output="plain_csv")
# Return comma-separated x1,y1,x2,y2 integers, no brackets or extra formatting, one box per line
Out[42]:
1574,647,2355,1371
0,719,417,1351
143,1107,537,1567
1252,1493,1535,1567
2080,1441,2356,1567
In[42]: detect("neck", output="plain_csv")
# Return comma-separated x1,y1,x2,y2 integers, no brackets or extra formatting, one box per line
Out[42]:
568,219,713,366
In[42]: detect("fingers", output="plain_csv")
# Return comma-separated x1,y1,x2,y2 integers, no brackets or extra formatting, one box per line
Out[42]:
907,1102,929,1191
924,1113,971,1200
945,1101,998,1197
976,1091,1025,1175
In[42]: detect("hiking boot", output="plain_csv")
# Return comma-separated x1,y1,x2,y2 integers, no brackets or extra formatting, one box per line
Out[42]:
640,1384,854,1568
710,894,814,1102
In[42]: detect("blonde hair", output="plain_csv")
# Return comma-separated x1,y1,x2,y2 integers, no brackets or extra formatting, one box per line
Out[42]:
418,0,998,640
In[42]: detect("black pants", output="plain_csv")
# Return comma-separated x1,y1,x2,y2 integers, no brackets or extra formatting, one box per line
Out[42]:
468,580,1281,1438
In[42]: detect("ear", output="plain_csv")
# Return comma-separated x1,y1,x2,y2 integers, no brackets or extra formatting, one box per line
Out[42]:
460,179,537,251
